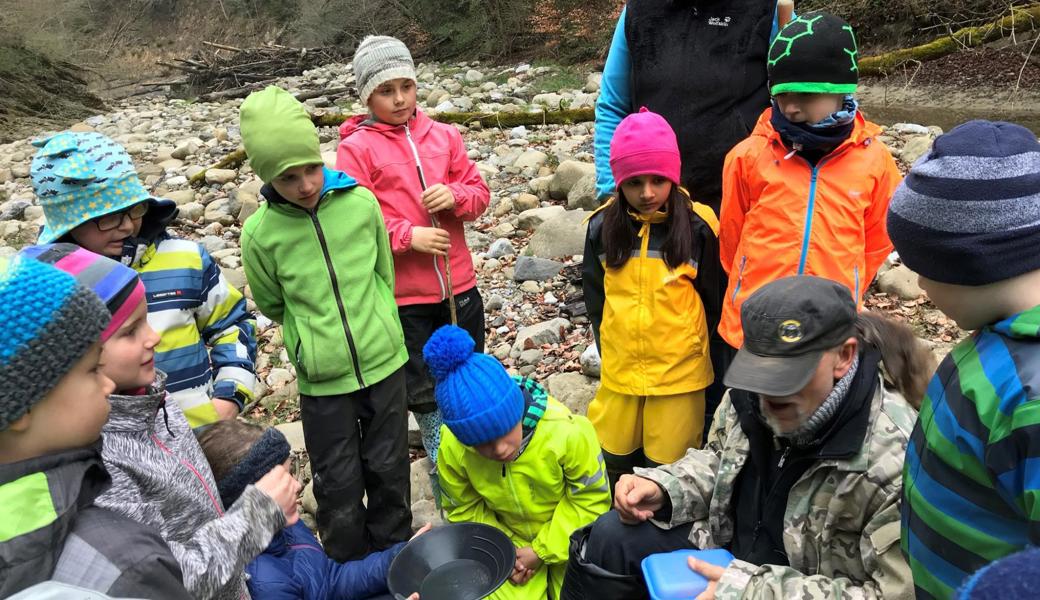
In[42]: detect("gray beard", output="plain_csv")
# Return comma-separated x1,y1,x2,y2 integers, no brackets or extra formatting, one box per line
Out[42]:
762,354,860,446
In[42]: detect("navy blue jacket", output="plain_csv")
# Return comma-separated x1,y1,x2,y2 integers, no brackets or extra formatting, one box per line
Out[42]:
246,521,405,600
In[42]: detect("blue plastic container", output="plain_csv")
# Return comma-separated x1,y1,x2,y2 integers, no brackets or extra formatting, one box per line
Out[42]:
641,549,735,600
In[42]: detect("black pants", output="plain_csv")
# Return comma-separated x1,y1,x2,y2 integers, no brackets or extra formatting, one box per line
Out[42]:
398,286,485,413
561,511,696,599
300,367,411,562
704,339,737,444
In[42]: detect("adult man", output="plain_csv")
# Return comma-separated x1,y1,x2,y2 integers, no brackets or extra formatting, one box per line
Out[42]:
562,276,918,599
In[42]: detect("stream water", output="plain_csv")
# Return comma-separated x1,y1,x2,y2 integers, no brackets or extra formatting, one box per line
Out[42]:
863,103,1040,135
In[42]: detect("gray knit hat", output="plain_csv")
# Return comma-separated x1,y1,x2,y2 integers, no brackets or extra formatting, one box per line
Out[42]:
0,254,110,430
353,35,416,105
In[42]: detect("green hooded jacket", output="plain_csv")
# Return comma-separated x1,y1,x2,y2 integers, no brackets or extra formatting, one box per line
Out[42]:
239,86,406,396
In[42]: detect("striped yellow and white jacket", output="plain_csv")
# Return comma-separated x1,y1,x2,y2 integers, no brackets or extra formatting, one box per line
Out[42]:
129,218,257,427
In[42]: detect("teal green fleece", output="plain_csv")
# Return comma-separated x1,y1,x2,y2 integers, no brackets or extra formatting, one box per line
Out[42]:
241,168,407,396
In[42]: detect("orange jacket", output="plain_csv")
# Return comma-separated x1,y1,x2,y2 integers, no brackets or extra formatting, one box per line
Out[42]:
718,108,901,348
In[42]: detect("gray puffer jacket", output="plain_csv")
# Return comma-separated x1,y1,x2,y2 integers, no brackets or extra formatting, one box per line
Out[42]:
95,372,286,600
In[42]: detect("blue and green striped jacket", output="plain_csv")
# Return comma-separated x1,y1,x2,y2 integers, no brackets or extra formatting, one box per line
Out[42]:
901,305,1040,599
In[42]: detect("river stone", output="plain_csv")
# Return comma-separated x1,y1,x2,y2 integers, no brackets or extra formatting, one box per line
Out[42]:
900,135,933,166
526,210,589,259
514,149,549,171
165,189,196,206
546,372,598,416
487,238,515,258
493,197,514,217
520,348,544,366
512,318,573,353
567,174,600,211
517,205,565,230
178,202,204,221
486,294,505,311
878,264,924,300
580,344,601,378
274,421,305,452
514,193,541,212
205,169,237,184
514,256,564,282
550,160,596,200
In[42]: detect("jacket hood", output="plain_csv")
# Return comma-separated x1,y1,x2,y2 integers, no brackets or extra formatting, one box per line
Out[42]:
0,444,110,592
752,106,881,148
103,371,168,434
259,167,358,210
338,108,435,142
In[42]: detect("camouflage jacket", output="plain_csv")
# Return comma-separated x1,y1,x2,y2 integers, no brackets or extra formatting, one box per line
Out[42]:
634,376,916,599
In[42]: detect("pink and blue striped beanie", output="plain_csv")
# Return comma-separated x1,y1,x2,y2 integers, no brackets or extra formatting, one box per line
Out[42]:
19,244,145,342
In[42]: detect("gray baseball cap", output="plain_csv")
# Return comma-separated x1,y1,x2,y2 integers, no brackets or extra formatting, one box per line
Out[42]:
724,276,857,396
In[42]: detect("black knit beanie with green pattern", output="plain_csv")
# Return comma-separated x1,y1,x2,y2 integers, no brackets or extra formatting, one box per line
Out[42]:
767,12,859,96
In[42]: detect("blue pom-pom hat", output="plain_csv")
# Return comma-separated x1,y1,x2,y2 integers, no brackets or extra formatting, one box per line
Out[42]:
422,325,524,446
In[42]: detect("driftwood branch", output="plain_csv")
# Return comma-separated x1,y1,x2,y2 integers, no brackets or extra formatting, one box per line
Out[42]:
189,108,595,185
860,4,1040,76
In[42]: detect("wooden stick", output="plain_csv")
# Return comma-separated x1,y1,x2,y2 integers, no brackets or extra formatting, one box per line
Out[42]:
203,41,244,53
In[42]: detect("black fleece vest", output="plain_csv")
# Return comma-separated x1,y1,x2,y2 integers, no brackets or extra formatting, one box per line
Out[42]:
625,0,774,212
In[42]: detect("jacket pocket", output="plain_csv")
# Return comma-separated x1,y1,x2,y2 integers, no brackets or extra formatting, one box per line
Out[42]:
295,317,352,384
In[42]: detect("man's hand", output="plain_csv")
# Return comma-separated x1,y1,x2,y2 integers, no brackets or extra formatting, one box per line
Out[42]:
614,474,665,524
213,398,240,420
410,227,451,256
410,523,433,540
255,465,301,525
688,556,725,600
421,184,456,213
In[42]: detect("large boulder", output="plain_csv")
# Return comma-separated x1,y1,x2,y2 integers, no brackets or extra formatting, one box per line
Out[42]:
512,318,573,353
526,210,589,259
546,372,598,417
549,160,596,200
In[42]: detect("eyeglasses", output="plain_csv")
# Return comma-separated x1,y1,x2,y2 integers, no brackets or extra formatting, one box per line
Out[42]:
93,202,148,231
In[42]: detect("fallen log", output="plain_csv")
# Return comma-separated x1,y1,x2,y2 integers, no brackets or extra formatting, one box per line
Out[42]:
189,107,595,185
860,4,1040,76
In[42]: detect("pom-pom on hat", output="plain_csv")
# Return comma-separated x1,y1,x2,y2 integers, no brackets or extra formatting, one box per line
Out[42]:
422,325,523,446
609,107,682,191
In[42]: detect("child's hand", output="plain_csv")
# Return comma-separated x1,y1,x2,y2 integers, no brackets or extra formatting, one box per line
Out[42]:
411,227,451,256
421,184,456,213
255,465,301,525
410,523,433,540
509,546,541,585
212,398,240,420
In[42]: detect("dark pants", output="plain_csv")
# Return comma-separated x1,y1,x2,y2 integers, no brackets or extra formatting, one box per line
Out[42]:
300,367,411,562
704,339,737,444
562,511,696,599
398,286,485,413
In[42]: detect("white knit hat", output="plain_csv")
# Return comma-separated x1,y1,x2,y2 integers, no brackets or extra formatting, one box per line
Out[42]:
353,35,416,105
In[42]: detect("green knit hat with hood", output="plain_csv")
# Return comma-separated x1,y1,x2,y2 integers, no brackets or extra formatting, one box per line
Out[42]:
239,86,324,183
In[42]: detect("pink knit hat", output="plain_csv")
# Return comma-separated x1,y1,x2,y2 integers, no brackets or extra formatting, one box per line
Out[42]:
609,107,681,189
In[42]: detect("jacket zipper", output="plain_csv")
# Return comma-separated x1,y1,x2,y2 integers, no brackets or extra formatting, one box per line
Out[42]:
151,434,224,516
792,144,854,275
404,122,449,301
751,445,794,548
731,255,747,304
501,462,535,540
310,209,365,388
853,265,860,300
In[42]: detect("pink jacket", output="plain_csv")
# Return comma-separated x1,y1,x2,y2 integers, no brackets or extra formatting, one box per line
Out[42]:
337,109,489,306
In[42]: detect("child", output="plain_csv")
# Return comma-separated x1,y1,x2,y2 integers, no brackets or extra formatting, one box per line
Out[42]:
337,35,490,470
582,107,721,487
718,12,900,348
198,419,431,600
23,243,298,600
30,131,257,428
423,325,611,599
891,121,1040,599
0,252,188,598
239,85,412,562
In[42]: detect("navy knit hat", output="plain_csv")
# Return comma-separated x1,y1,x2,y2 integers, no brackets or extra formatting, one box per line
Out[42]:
215,427,291,507
957,546,1040,598
0,254,110,430
888,120,1040,286
423,325,524,446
